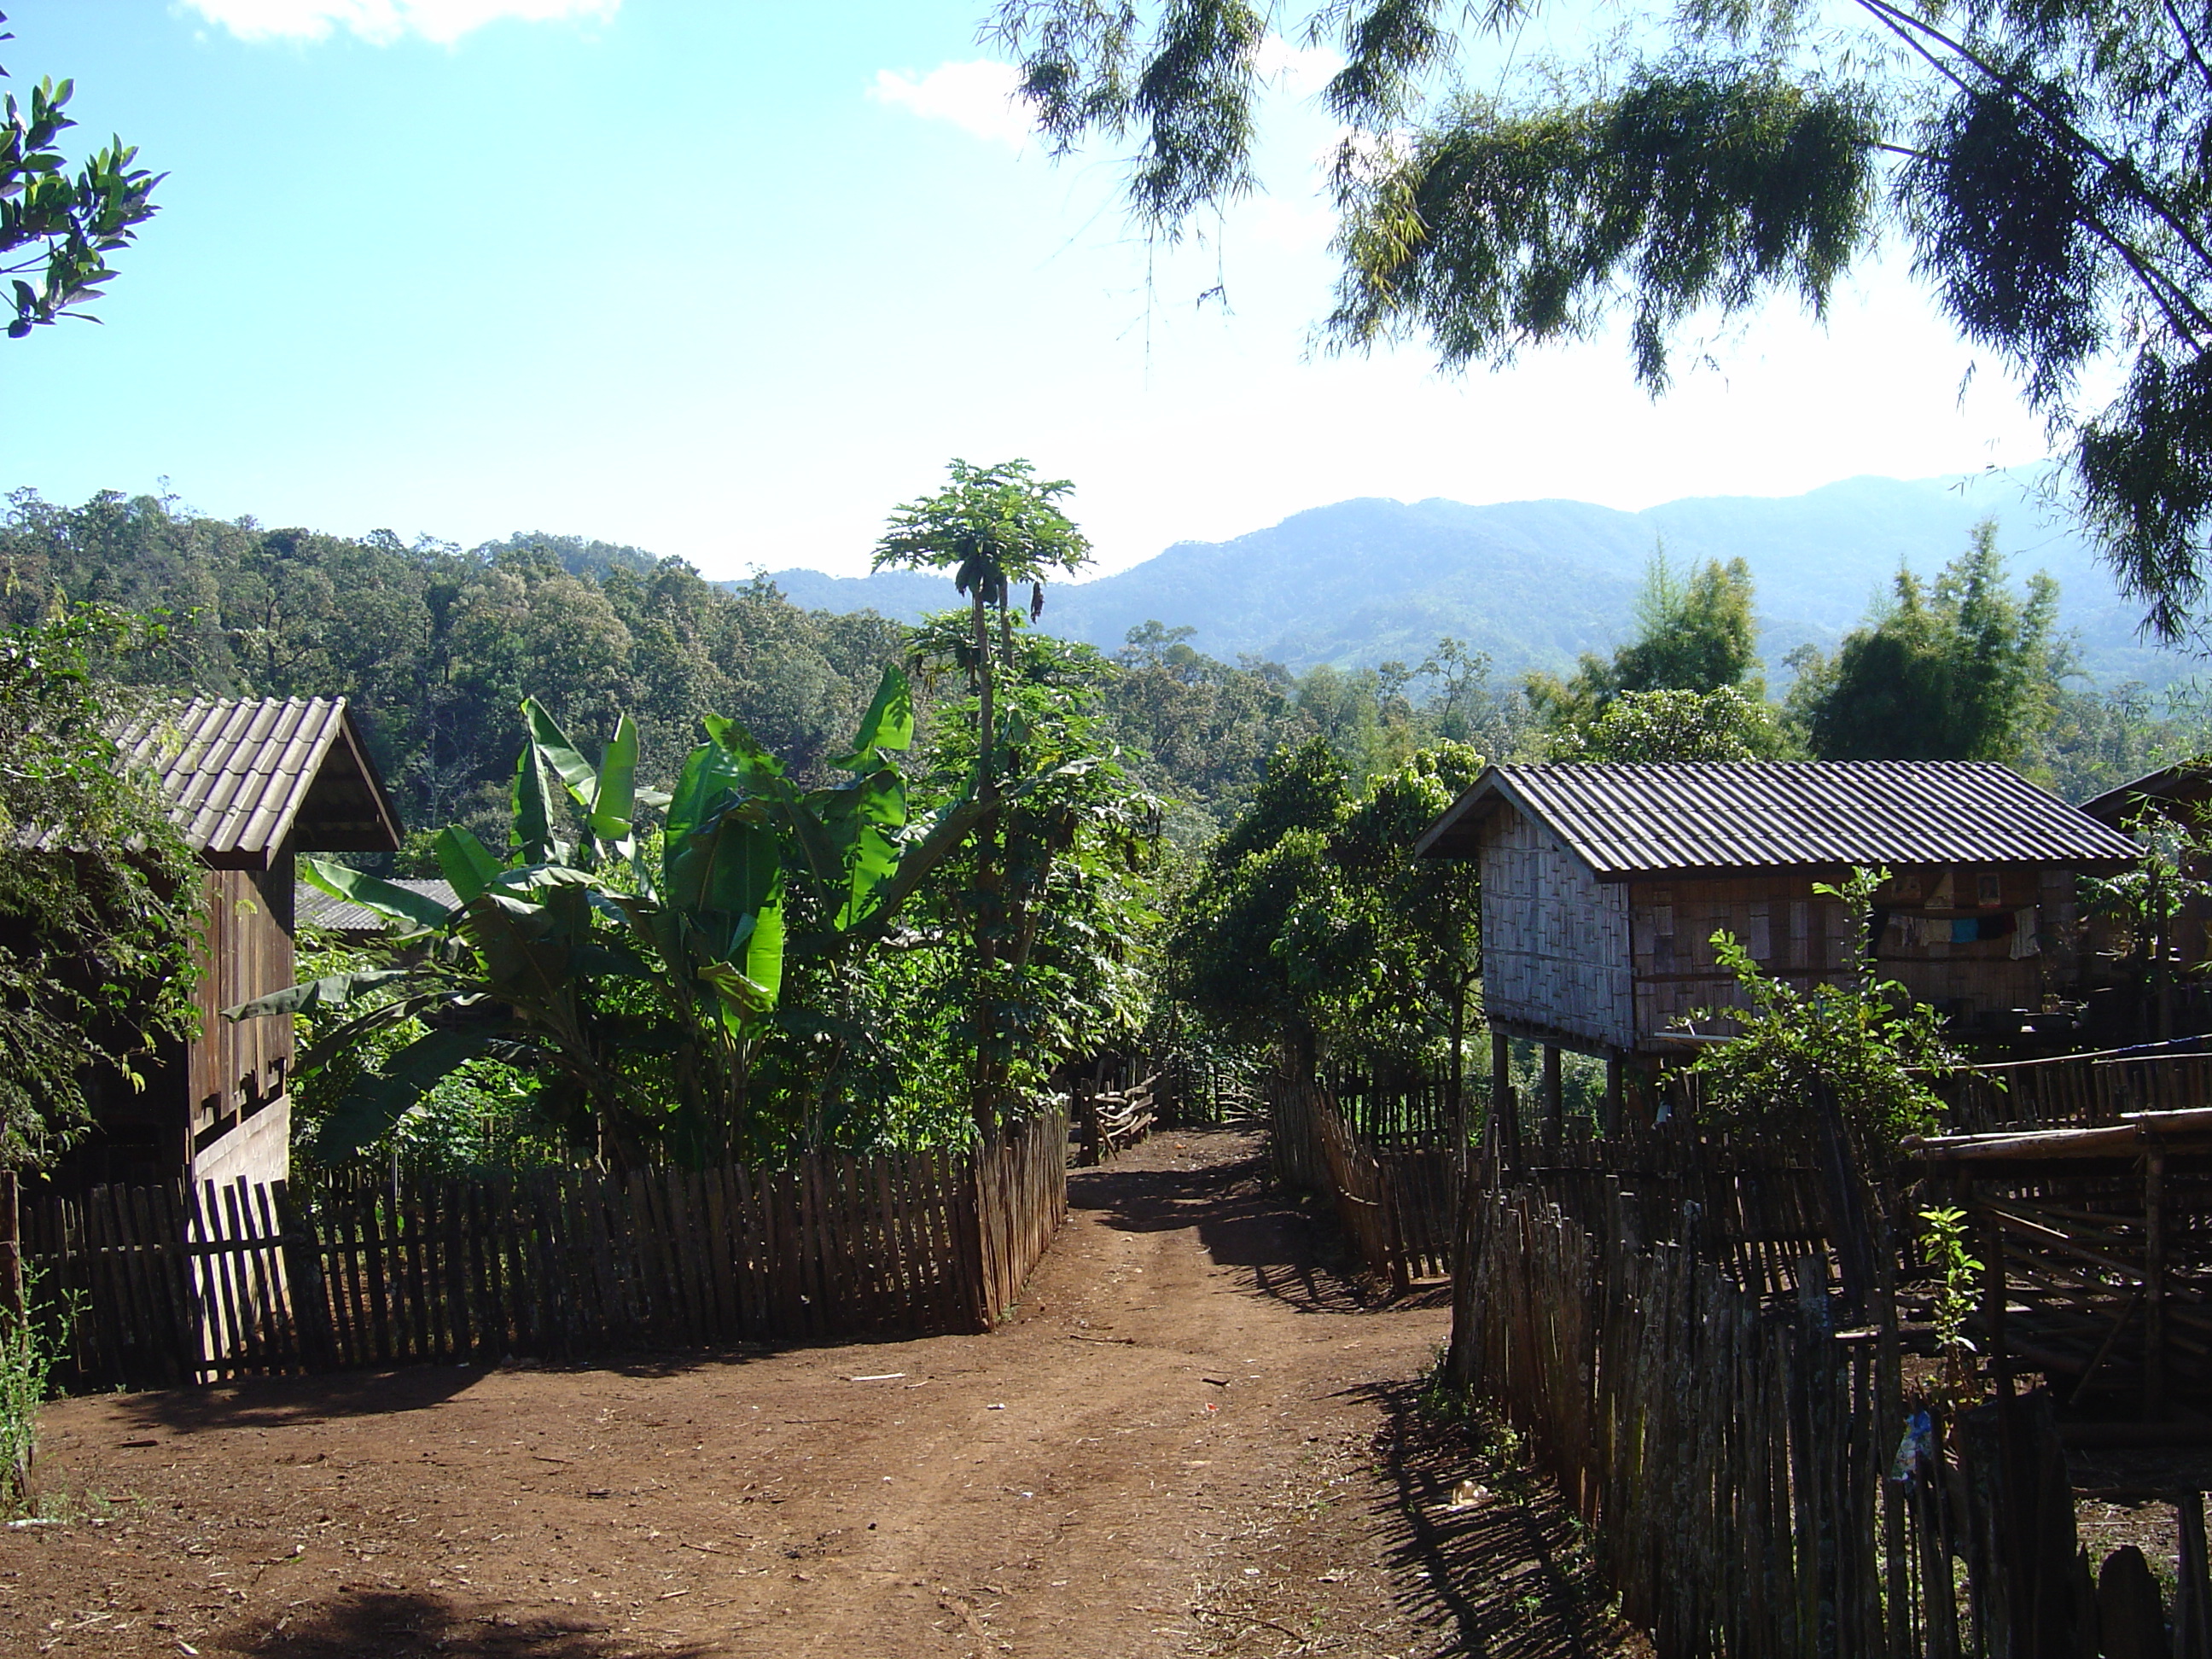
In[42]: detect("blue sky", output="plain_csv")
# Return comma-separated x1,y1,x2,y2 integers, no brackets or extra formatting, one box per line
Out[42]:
4,0,2055,579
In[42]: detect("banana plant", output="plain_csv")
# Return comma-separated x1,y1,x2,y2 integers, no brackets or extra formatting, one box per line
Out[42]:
230,667,1007,1167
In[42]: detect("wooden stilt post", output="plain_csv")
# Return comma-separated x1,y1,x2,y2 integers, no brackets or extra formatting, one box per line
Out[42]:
1490,1032,1518,1171
1541,1043,1563,1160
1603,1056,1623,1139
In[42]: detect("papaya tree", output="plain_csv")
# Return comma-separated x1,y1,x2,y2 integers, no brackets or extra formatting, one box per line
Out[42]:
870,459,1093,1132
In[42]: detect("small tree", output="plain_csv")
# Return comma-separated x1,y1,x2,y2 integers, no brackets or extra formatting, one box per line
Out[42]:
871,459,1093,1133
0,607,201,1171
1530,551,1763,732
1688,867,1960,1307
2081,800,2212,1042
1790,523,2069,763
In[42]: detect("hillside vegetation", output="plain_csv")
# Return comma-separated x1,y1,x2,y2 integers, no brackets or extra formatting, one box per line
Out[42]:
772,472,2187,692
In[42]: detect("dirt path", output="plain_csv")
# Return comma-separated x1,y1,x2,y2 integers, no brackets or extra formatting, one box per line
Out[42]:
4,1130,1637,1659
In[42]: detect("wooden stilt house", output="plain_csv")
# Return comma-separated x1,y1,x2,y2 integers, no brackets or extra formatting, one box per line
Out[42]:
63,698,402,1192
1415,763,2143,1124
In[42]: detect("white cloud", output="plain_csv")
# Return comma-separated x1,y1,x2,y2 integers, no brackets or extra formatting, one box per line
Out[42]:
1242,194,1336,253
1254,34,1342,96
182,0,619,46
868,61,1035,151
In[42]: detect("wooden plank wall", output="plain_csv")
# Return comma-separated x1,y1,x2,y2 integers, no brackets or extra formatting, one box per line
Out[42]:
190,864,297,1146
27,1112,1070,1390
1479,812,1634,1050
1630,865,2071,1049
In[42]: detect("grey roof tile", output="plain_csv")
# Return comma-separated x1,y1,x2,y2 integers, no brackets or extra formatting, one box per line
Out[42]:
108,697,400,866
1417,761,2143,877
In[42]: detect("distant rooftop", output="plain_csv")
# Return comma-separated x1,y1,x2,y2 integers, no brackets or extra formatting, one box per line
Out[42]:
1417,761,2142,878
297,876,457,936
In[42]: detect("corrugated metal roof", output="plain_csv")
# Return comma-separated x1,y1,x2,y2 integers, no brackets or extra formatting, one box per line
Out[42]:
108,697,400,868
1417,761,2143,878
297,877,457,936
2078,762,2212,826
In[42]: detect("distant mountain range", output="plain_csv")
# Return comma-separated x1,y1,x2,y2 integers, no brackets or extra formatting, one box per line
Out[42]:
761,472,2202,691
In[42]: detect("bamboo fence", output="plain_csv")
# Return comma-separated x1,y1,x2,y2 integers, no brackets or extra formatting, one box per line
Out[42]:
26,1108,1068,1390
1273,1068,1458,1291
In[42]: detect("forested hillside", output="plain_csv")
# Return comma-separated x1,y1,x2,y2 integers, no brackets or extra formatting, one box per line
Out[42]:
7,486,2203,860
0,491,912,857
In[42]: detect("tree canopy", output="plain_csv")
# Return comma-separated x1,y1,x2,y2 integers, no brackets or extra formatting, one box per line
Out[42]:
989,0,2212,639
0,606,199,1171
1790,521,2069,761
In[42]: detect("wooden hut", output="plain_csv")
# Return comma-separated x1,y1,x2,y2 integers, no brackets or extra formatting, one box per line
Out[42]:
63,698,401,1192
1416,762,2142,1121
2080,762,2212,1021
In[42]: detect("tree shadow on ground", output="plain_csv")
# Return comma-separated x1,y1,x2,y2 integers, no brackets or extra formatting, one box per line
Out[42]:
1358,1380,1650,1659
1068,1144,1382,1314
210,1589,711,1659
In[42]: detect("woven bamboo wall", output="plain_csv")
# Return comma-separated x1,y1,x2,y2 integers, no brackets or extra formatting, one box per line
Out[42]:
1479,810,1633,1050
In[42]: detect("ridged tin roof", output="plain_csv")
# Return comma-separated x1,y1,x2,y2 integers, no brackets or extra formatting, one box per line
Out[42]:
297,877,457,935
1417,761,2143,878
110,697,402,869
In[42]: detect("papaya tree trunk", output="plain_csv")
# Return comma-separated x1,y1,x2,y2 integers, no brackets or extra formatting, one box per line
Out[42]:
971,585,1001,1140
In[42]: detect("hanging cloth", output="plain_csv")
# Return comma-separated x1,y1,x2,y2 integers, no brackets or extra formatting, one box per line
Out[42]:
2011,907,2040,958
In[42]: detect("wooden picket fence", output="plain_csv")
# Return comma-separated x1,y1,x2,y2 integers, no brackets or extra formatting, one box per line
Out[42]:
26,1109,1068,1391
1462,1183,1903,1656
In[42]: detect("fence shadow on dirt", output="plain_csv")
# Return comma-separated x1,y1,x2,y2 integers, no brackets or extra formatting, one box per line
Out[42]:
1358,1379,1642,1659
216,1589,711,1659
1067,1133,1378,1314
105,1361,490,1435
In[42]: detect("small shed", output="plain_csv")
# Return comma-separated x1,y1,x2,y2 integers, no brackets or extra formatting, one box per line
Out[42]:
65,697,401,1193
1416,762,2142,1074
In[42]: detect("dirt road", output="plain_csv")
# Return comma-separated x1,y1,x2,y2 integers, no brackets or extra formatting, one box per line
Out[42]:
5,1130,1635,1658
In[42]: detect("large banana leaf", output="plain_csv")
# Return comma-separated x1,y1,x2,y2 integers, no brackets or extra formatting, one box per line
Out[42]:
812,765,907,931
827,665,915,771
224,967,413,1021
510,732,566,864
591,713,639,848
434,825,504,902
523,697,598,806
315,1023,504,1160
521,698,638,854
301,858,457,930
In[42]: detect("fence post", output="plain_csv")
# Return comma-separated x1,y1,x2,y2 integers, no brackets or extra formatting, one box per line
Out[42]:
0,1169,18,1330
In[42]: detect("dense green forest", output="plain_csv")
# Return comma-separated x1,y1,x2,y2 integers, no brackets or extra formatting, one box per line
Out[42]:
4,489,2205,859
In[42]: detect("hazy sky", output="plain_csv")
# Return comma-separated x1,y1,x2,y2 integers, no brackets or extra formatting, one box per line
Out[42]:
4,1,2057,579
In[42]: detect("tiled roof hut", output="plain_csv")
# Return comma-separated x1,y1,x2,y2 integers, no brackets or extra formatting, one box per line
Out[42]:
67,698,401,1191
1416,762,2141,1072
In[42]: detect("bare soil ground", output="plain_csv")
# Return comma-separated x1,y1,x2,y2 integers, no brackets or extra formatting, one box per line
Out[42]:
4,1129,1641,1659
